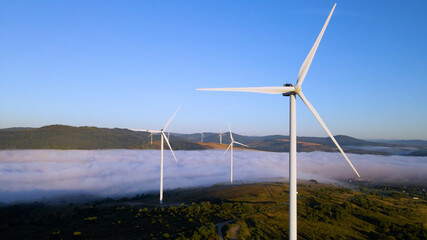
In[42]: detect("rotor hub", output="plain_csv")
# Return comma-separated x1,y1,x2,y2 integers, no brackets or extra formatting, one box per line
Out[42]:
294,85,301,94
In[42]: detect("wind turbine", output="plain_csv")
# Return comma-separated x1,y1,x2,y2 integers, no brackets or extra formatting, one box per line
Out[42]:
147,132,154,144
200,132,204,143
218,132,225,144
197,4,360,240
224,124,249,183
132,106,181,204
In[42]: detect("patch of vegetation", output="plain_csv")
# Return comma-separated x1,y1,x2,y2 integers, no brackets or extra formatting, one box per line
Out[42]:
0,182,425,239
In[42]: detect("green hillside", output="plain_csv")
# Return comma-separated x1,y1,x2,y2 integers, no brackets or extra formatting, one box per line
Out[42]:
0,125,207,150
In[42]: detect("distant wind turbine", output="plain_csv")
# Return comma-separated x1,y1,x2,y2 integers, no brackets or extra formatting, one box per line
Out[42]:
218,132,225,144
132,106,181,204
197,4,360,240
147,132,154,144
224,124,249,183
200,132,204,143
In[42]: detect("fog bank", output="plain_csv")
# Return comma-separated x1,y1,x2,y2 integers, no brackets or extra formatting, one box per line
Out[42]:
0,150,426,203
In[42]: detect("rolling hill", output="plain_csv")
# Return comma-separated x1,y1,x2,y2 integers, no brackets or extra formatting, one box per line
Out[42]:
175,132,427,156
0,125,207,150
1,125,426,156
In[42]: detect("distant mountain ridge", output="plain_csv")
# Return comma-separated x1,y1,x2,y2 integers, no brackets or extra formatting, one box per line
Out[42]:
175,132,422,155
0,127,35,131
1,125,426,156
373,139,427,147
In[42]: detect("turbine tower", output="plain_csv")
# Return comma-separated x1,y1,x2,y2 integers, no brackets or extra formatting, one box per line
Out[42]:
197,4,360,239
200,132,204,143
224,124,249,183
132,106,181,204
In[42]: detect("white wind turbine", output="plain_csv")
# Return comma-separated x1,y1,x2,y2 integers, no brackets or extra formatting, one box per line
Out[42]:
218,132,225,144
200,132,204,143
147,131,155,144
224,124,249,183
197,4,360,240
132,106,181,204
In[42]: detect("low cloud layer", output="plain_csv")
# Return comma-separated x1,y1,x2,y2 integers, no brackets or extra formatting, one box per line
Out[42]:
0,150,426,203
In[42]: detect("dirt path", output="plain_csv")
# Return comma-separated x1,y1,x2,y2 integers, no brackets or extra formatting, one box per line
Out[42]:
216,219,237,240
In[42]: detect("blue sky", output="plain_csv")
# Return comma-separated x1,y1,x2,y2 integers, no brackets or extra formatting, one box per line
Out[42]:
1,1,426,140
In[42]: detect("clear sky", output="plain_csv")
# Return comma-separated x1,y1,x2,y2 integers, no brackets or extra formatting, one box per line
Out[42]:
1,1,426,140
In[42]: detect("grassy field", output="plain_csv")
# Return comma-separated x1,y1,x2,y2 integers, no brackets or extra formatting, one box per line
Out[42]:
0,181,425,239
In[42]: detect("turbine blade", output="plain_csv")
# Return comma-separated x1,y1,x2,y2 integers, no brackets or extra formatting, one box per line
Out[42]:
228,123,234,141
234,141,249,148
224,143,232,156
162,132,178,162
197,86,295,94
298,91,360,177
296,3,336,87
130,129,150,132
163,105,181,131
134,129,161,133
149,130,162,133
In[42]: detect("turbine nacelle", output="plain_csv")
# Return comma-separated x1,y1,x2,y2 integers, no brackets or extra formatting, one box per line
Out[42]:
282,84,294,96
